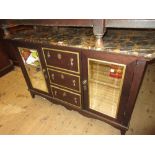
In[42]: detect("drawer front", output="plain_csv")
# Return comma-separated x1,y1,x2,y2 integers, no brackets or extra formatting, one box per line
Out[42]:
48,69,80,92
51,86,81,107
43,48,80,73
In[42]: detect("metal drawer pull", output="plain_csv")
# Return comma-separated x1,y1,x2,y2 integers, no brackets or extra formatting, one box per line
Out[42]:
63,92,67,97
74,97,78,104
70,58,74,67
61,74,64,79
54,90,57,96
42,69,46,73
57,53,62,60
44,74,48,79
51,73,55,80
47,51,51,58
72,80,76,86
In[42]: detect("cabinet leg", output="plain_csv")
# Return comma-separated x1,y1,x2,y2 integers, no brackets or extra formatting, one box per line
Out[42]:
95,35,104,50
93,20,106,50
120,130,126,135
30,92,35,98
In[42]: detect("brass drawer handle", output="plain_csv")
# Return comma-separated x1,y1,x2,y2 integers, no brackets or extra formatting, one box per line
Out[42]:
47,51,51,58
51,73,55,80
54,90,57,96
74,97,78,104
70,58,74,67
63,92,67,97
57,53,62,60
42,69,47,79
44,74,48,79
72,80,76,86
42,69,46,73
61,74,64,79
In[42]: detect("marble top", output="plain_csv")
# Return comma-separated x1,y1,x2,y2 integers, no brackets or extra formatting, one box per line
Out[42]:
8,26,155,60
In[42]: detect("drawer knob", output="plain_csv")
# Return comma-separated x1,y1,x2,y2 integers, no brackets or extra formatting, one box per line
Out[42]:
63,92,67,97
47,51,51,58
51,73,55,80
82,80,87,85
61,74,65,79
57,53,62,60
72,80,76,86
70,58,74,67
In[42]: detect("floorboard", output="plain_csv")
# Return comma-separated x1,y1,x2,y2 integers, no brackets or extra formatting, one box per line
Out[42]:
0,66,155,135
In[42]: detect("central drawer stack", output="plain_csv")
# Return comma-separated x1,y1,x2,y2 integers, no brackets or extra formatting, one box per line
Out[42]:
42,48,81,108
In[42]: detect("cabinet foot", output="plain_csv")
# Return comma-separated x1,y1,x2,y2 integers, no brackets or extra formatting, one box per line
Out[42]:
95,35,104,50
93,20,106,50
30,92,35,98
120,130,126,135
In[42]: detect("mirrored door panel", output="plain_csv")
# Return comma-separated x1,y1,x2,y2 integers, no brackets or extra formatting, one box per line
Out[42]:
18,47,48,92
88,58,126,118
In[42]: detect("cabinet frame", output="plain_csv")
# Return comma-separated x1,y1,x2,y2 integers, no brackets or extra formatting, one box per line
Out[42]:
10,40,148,134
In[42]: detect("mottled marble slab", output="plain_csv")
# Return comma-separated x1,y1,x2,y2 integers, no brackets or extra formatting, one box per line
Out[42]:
8,26,155,60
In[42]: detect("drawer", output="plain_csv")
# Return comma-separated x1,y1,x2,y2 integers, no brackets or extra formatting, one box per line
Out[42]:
42,48,80,73
51,86,81,107
48,68,80,92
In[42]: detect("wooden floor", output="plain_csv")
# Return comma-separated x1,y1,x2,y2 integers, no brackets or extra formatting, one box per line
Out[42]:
0,66,155,135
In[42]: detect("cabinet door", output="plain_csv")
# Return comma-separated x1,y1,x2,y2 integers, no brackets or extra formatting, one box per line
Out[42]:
18,47,49,93
82,51,137,121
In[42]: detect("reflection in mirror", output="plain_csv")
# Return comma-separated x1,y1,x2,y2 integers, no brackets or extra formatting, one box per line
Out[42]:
18,47,48,92
88,59,126,118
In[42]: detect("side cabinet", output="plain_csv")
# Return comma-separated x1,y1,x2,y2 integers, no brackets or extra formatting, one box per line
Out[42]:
0,40,14,77
82,50,139,132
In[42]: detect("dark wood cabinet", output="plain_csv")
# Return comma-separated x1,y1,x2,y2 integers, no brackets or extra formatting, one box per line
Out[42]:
2,40,19,65
1,20,155,134
9,40,148,134
0,41,14,77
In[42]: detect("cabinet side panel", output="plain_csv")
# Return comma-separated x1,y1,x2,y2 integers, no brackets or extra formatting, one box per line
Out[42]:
124,60,147,126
